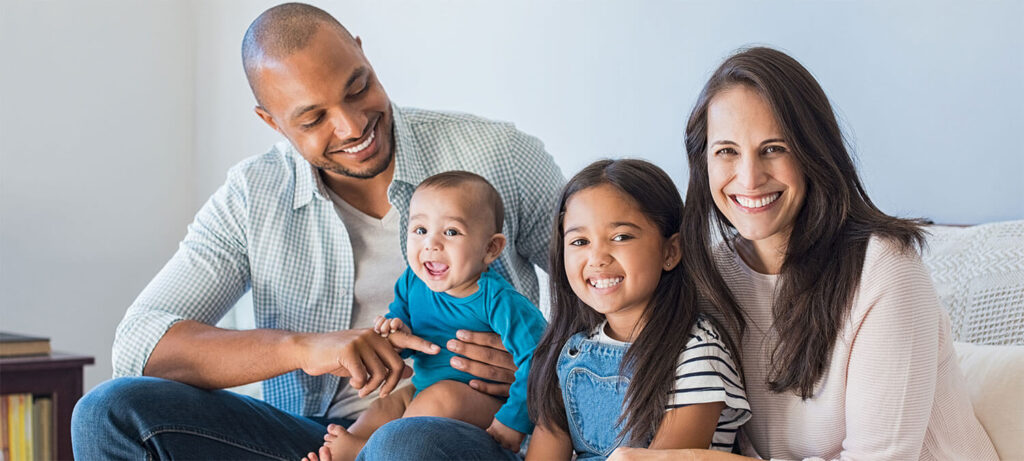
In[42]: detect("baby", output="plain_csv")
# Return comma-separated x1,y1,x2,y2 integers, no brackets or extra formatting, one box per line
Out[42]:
305,171,547,461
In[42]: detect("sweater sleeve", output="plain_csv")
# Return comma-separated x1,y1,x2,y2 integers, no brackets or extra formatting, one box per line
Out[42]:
486,286,548,434
833,239,942,461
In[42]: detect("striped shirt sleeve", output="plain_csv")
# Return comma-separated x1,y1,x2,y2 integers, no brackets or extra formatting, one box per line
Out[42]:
667,315,751,451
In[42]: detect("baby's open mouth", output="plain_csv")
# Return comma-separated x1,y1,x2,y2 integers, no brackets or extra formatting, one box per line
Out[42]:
424,261,449,277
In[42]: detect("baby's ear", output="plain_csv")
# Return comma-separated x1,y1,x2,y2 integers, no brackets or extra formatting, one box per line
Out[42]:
484,233,507,264
663,232,682,271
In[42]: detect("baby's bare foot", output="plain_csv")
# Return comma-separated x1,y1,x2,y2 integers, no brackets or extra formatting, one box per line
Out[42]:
321,424,368,461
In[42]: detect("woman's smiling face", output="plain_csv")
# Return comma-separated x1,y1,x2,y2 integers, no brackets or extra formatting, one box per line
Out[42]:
706,85,806,259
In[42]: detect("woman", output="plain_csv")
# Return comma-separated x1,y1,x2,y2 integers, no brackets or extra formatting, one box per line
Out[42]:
612,47,996,460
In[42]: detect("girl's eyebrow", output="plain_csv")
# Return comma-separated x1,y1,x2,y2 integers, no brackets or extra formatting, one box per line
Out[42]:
565,222,641,234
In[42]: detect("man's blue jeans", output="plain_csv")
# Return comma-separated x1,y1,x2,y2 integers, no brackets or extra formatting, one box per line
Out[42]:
73,377,520,460
72,377,341,460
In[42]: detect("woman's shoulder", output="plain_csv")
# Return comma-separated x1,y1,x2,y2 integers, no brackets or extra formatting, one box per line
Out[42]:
850,234,941,323
859,234,929,289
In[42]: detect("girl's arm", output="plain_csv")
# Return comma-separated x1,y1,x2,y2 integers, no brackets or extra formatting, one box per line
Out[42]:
525,424,574,461
649,402,725,449
608,447,753,461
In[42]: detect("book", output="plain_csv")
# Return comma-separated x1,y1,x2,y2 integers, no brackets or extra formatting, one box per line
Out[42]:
32,397,51,461
0,332,50,357
1,395,9,461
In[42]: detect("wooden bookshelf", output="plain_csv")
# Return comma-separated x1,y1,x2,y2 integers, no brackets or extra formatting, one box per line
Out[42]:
0,352,94,460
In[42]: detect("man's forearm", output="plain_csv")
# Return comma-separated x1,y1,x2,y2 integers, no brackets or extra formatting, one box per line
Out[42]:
143,320,305,389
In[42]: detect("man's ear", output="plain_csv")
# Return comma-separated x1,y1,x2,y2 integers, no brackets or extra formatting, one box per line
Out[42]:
254,106,282,134
662,232,682,271
484,234,508,265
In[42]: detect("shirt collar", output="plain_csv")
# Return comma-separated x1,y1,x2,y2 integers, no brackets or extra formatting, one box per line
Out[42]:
291,102,426,210
291,146,328,210
390,103,428,190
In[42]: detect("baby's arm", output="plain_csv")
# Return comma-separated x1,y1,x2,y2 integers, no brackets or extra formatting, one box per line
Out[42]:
485,418,524,452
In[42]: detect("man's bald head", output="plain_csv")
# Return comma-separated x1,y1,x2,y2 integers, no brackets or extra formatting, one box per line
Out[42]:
242,2,356,104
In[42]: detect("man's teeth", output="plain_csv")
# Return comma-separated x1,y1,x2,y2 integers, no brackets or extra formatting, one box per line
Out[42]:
589,277,623,289
736,192,781,209
341,130,375,153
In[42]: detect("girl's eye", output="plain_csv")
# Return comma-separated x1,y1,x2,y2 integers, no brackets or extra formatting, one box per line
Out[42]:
568,238,588,247
444,229,459,237
764,145,787,154
413,226,427,235
611,234,633,242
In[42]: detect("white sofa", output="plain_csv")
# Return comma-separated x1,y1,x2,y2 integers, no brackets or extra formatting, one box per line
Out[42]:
921,221,1024,460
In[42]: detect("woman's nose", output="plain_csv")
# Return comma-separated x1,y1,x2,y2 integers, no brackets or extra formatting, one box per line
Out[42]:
736,154,768,190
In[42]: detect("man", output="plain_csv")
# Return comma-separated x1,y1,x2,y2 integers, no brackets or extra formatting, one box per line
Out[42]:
71,3,563,459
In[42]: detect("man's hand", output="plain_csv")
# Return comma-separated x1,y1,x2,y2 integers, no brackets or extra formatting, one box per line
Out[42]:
296,328,439,398
486,418,525,452
446,330,517,397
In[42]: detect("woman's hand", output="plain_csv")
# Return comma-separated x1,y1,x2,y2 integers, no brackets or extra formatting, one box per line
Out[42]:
446,329,517,397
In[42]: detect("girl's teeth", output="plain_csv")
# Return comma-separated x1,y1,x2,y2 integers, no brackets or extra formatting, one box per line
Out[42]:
342,130,375,153
589,277,623,289
736,192,781,209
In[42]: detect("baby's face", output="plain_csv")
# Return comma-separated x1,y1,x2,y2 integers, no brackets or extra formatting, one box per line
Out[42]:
406,185,499,297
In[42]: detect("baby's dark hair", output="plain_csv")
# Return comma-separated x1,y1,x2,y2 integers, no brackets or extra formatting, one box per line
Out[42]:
415,171,504,233
528,158,722,445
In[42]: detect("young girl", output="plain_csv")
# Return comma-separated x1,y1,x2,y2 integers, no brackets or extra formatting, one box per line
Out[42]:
526,159,751,460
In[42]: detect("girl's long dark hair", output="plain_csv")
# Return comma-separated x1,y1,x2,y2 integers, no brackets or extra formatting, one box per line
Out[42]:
528,159,739,444
682,47,925,398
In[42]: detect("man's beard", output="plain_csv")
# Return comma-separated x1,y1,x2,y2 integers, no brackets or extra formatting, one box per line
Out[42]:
320,148,393,180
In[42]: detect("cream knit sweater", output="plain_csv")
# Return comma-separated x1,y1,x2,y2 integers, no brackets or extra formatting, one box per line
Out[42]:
713,236,997,460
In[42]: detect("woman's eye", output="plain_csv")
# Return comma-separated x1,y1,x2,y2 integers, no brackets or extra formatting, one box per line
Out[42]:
413,227,427,235
764,145,787,154
444,229,459,237
714,147,736,156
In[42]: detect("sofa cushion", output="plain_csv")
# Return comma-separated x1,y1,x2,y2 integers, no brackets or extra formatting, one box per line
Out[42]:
955,342,1024,460
922,221,1024,345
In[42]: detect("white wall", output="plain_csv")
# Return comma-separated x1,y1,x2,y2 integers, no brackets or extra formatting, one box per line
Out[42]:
0,1,196,390
2,0,1021,392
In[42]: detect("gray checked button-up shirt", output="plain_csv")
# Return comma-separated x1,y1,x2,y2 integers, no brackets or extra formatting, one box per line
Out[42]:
113,104,565,416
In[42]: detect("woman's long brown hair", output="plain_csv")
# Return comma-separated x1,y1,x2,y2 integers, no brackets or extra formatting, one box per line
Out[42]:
682,47,926,398
528,159,740,444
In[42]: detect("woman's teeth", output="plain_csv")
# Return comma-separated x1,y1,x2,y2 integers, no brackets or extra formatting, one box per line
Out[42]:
341,129,375,153
735,192,781,209
589,277,623,289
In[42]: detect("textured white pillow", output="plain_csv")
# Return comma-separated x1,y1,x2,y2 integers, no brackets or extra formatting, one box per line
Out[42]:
922,221,1024,345
955,342,1024,460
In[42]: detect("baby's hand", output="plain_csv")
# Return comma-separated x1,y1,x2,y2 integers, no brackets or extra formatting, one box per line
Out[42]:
373,316,408,338
485,418,524,453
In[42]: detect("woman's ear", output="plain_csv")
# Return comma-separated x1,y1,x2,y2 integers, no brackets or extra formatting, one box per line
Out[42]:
484,233,508,265
663,232,682,271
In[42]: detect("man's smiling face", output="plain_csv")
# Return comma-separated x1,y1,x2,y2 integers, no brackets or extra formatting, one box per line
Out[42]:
252,26,394,180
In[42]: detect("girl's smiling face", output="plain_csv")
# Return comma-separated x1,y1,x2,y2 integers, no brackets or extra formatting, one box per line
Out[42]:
562,184,680,341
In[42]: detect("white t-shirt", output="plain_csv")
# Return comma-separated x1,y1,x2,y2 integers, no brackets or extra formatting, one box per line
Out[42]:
323,186,408,420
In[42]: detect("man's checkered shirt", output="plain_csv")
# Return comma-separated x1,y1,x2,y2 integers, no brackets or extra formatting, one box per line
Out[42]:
112,104,565,416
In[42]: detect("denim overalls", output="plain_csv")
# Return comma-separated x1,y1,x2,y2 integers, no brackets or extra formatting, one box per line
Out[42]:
556,330,650,460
